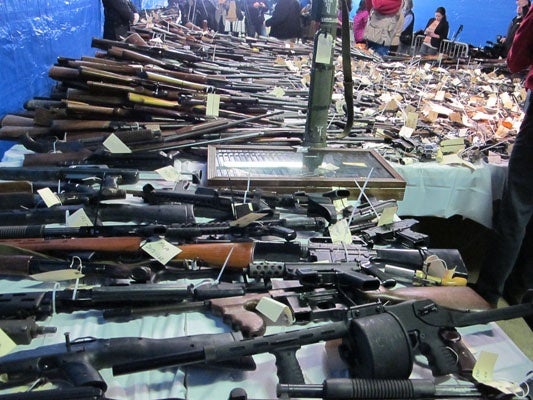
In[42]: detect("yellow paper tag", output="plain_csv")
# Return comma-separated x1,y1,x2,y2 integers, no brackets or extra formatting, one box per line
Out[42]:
328,219,352,244
103,133,132,154
66,208,94,227
270,87,285,98
30,269,85,282
0,328,16,357
405,112,418,129
206,93,220,117
377,206,398,226
155,165,181,182
473,351,498,383
142,239,182,265
230,212,268,228
37,187,61,207
333,198,348,212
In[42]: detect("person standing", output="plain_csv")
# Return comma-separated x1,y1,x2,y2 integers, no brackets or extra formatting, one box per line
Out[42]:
499,0,531,57
265,0,302,40
102,0,139,40
363,0,404,57
244,0,269,37
474,6,533,309
418,6,448,55
397,0,414,54
352,0,370,44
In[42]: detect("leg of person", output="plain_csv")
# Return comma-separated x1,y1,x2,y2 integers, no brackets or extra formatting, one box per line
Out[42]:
476,94,533,305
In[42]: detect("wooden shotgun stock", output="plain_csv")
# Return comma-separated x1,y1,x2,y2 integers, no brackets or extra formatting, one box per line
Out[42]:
0,239,255,268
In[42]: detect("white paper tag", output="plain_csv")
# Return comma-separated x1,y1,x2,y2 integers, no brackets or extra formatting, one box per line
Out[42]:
0,329,16,357
66,208,94,227
30,269,85,282
328,219,352,244
206,93,220,117
255,297,294,324
316,33,333,64
377,206,398,226
103,133,132,154
37,187,61,207
142,239,182,265
155,165,181,182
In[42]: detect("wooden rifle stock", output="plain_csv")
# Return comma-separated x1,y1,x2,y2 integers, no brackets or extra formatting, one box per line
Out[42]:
0,239,255,268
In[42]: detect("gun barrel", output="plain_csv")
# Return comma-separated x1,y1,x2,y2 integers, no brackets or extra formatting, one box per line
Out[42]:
277,378,482,399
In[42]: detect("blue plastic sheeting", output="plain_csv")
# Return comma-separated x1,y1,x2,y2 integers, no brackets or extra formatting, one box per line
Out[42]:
139,0,168,10
412,0,516,47
0,0,101,118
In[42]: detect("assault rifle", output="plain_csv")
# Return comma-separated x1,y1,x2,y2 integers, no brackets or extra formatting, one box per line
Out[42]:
110,296,533,383
0,204,196,226
0,166,139,185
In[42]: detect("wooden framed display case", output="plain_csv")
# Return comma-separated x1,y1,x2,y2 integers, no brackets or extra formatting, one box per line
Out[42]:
207,145,406,200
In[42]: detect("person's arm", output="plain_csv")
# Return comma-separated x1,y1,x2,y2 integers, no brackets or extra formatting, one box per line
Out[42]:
265,0,288,26
507,7,533,73
433,20,448,39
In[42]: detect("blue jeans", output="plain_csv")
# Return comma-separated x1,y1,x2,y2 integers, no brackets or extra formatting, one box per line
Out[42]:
366,41,389,57
476,90,533,304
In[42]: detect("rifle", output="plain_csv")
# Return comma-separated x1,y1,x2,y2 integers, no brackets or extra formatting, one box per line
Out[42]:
0,331,255,392
103,284,353,337
110,296,533,382
0,204,196,226
0,166,139,185
0,240,255,267
0,254,169,283
0,279,267,321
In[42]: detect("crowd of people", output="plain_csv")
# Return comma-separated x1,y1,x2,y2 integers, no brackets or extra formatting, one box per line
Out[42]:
101,0,530,56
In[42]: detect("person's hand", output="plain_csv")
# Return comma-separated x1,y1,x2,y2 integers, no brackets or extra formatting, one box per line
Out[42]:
133,13,140,24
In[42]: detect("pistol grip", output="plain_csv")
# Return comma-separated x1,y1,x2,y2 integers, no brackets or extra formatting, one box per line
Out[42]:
420,335,460,376
273,348,305,384
210,294,267,337
60,361,107,391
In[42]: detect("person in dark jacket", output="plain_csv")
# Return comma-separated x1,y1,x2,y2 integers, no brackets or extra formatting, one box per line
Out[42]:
474,6,533,314
418,6,448,55
102,0,139,41
265,0,302,39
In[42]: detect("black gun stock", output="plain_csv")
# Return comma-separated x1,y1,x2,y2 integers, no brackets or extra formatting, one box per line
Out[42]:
0,332,254,391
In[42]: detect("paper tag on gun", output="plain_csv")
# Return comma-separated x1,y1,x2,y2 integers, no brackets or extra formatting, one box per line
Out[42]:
103,133,132,154
37,187,61,207
0,328,16,357
472,351,523,395
66,208,94,227
377,206,398,226
141,239,182,265
255,297,294,325
30,269,85,282
156,165,181,182
328,219,352,244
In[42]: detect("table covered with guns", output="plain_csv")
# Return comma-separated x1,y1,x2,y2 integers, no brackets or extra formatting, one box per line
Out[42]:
0,9,532,400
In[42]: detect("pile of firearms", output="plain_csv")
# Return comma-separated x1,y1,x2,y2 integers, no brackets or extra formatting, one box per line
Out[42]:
0,13,531,400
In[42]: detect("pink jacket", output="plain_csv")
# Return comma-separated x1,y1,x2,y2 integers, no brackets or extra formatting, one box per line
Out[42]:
353,9,369,42
371,0,402,15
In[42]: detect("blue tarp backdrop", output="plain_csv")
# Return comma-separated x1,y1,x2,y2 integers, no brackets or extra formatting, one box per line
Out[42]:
0,0,520,118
